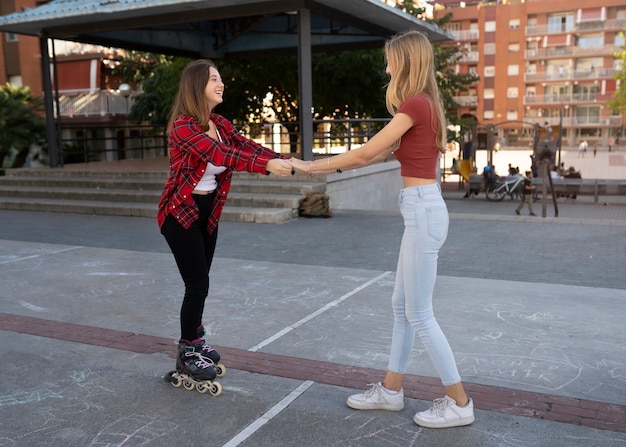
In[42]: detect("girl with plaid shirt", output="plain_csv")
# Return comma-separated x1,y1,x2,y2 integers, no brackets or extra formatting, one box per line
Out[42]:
158,59,294,382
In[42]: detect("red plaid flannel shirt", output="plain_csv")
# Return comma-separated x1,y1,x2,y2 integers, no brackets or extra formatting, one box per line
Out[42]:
157,114,282,233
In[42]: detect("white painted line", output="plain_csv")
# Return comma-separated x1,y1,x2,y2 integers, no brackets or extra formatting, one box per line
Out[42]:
248,271,392,352
222,380,315,447
0,246,83,264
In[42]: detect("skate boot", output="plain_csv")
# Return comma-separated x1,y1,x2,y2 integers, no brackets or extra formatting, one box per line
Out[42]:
196,325,226,378
164,341,222,396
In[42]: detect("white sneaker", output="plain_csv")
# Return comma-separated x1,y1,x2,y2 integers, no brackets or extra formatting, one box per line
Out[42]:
347,382,404,411
414,396,475,428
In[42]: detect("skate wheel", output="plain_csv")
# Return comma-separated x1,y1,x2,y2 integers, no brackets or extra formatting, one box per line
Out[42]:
215,363,226,378
208,381,222,397
183,379,195,391
196,382,210,394
165,371,182,388
170,376,182,388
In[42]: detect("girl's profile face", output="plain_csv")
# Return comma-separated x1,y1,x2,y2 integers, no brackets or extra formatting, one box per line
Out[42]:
204,66,224,107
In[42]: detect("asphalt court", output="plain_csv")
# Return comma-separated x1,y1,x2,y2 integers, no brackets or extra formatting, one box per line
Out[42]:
0,195,625,446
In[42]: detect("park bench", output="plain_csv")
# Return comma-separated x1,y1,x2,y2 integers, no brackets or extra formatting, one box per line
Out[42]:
532,178,626,202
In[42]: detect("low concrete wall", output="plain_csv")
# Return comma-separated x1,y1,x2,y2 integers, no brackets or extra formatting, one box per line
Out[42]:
324,160,402,212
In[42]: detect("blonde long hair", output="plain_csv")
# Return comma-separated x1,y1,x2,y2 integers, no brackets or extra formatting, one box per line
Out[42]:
168,59,217,132
384,31,447,154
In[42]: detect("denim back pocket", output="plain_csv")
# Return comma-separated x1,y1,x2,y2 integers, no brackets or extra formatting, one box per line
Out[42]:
425,205,449,242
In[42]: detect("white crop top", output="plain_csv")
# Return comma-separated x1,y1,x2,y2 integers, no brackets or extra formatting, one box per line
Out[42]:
195,128,227,191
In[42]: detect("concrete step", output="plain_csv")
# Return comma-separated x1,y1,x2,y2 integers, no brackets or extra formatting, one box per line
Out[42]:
0,169,326,223
0,185,162,203
0,196,297,223
0,175,166,191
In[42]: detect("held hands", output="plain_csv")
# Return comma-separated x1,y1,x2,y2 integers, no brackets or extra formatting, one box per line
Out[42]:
288,158,312,176
268,157,341,177
266,158,295,177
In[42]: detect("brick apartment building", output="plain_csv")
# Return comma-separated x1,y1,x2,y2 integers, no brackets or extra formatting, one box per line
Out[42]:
437,0,626,150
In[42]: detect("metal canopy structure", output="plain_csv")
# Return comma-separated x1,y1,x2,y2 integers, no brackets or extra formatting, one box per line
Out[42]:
0,0,451,165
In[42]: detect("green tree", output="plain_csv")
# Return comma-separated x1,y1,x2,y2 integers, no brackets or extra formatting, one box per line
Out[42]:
607,29,626,112
0,84,47,168
113,52,190,128
129,57,191,127
218,51,388,151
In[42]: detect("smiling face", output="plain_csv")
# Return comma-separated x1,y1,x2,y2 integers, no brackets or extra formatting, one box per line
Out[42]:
204,66,224,108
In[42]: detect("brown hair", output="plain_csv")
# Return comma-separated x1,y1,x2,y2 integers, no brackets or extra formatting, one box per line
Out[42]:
168,59,218,132
384,31,447,154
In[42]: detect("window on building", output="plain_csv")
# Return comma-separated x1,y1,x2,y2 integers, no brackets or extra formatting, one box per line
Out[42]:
484,43,496,55
484,89,495,99
576,106,601,125
575,58,602,72
575,33,604,47
573,83,600,101
547,13,574,33
484,66,495,77
526,40,539,57
509,19,520,30
507,65,519,76
507,110,518,120
508,43,520,52
527,16,538,28
526,87,536,97
484,111,494,120
9,75,22,86
507,87,519,98
444,22,461,32
5,33,18,42
546,60,569,78
485,21,496,32
469,66,477,76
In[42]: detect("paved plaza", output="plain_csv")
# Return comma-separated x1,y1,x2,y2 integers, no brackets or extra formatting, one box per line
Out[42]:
0,170,625,446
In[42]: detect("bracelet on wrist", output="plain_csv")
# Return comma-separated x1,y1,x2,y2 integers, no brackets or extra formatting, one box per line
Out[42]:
327,157,342,173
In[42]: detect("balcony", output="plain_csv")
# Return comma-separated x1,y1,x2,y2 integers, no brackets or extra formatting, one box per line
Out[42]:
524,115,622,127
526,18,626,36
447,29,480,42
524,92,616,106
458,51,479,64
53,89,135,118
525,67,618,83
525,44,620,59
453,95,478,106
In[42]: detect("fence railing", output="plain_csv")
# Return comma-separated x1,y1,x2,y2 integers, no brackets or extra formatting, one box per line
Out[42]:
59,125,167,165
57,118,391,165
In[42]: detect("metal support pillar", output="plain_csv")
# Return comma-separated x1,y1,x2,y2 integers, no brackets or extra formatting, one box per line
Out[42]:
297,9,313,161
39,36,58,167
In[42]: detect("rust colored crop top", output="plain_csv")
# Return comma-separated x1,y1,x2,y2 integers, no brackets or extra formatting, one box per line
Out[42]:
393,94,440,179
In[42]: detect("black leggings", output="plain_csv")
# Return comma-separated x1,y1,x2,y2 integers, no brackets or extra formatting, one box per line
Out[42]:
161,193,218,342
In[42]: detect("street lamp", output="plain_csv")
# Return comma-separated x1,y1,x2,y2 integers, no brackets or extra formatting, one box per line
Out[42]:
118,83,132,159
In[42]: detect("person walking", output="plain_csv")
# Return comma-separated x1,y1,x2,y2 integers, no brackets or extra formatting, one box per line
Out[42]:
515,171,536,216
291,30,474,429
157,59,294,383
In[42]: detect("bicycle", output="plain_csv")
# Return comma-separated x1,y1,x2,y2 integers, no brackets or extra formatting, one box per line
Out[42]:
485,174,525,202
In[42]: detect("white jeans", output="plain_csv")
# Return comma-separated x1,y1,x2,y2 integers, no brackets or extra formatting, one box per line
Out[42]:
387,183,461,386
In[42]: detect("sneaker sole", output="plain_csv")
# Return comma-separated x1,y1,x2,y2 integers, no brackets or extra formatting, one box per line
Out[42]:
346,399,404,412
413,414,475,428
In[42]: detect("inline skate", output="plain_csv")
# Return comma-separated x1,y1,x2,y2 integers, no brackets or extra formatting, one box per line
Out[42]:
196,324,226,378
164,340,222,396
